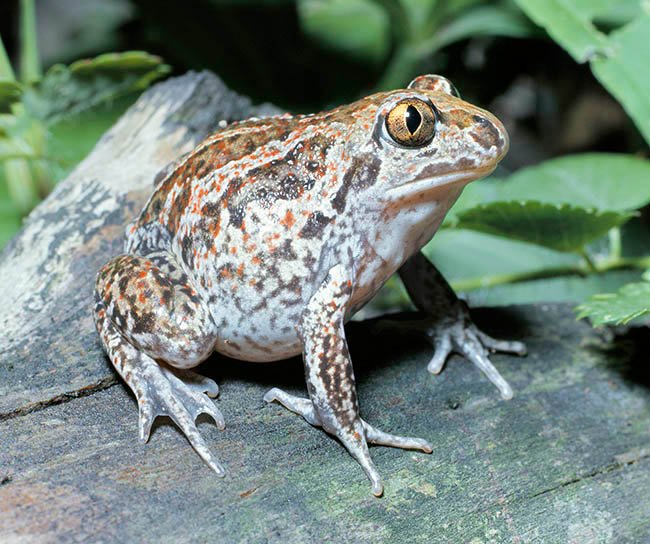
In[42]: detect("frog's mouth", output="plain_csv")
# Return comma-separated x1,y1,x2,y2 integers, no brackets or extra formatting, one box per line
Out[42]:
387,163,497,201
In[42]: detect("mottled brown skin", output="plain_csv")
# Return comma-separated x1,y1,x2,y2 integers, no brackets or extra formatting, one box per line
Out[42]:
94,75,525,496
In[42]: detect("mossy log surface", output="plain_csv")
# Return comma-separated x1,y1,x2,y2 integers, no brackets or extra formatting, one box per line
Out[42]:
1,72,649,544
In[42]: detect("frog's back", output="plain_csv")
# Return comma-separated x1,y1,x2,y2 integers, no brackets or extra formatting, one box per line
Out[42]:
125,115,301,254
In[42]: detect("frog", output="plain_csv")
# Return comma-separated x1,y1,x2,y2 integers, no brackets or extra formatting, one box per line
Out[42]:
93,74,525,497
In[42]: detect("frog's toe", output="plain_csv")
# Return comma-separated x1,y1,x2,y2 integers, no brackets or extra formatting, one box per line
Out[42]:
427,333,452,374
135,359,227,476
476,329,527,356
361,419,432,453
264,387,321,426
457,331,514,400
171,367,220,398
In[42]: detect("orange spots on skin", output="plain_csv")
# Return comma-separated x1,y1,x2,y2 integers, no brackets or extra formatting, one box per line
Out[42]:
237,263,245,277
280,210,296,230
251,256,261,265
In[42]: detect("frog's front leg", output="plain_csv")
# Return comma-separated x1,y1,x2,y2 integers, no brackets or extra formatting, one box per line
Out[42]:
94,251,226,475
398,251,526,399
264,264,431,497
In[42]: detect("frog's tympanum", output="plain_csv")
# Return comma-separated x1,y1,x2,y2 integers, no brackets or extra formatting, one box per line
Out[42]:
94,75,525,496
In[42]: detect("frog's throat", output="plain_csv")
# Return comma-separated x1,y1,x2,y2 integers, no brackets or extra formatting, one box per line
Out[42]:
386,164,496,201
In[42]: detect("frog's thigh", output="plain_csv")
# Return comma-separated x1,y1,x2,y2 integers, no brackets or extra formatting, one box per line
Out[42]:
96,251,217,367
94,251,225,476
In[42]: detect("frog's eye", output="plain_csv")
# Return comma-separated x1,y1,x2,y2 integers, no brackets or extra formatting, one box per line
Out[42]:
385,98,436,147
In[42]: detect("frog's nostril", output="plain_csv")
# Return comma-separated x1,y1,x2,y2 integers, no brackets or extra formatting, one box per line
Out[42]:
471,113,508,159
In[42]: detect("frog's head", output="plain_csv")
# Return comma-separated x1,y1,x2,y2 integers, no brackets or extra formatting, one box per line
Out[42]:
334,74,508,261
368,74,509,206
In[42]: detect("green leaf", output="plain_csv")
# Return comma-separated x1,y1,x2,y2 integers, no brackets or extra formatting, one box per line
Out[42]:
513,1,650,144
19,0,41,83
47,94,135,183
594,0,644,26
296,0,391,64
590,13,650,144
23,51,170,124
423,229,640,305
449,153,650,224
426,228,580,280
0,80,22,114
0,197,22,250
512,0,613,62
0,34,16,81
68,51,166,75
575,280,650,325
421,4,536,54
451,200,634,252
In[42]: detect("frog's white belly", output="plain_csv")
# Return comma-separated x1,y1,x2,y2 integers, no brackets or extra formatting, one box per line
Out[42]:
206,281,306,361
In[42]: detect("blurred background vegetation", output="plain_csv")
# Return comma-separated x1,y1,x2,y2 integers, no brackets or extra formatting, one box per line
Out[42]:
1,0,649,325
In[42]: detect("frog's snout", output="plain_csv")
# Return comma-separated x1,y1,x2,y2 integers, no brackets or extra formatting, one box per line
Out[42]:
472,112,509,162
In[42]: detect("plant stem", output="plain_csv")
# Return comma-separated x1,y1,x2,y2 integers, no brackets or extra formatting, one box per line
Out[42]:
598,255,650,272
3,158,38,214
451,265,587,291
0,152,44,161
451,255,650,292
608,227,622,260
579,249,598,273
19,0,40,83
0,35,16,81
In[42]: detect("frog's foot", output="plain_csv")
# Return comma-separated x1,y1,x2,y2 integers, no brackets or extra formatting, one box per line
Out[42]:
264,388,431,496
404,301,525,400
134,357,227,475
397,252,526,400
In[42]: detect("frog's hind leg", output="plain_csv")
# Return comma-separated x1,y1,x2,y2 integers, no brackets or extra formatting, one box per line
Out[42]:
94,251,226,476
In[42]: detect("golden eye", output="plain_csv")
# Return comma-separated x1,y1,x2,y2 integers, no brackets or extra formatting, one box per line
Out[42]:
385,98,436,147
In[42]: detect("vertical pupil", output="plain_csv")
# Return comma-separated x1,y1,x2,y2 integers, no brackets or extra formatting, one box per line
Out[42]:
405,105,421,134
